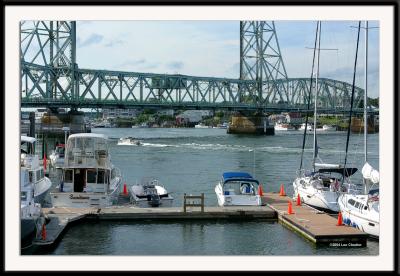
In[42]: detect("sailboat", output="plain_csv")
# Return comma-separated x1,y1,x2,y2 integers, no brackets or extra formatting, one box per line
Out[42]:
292,21,359,213
338,21,380,238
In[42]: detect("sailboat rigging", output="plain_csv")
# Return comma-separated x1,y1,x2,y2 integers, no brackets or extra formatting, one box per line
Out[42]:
292,21,359,213
338,21,380,238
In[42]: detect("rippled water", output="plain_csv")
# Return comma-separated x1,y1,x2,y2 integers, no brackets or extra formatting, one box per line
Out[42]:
42,127,380,255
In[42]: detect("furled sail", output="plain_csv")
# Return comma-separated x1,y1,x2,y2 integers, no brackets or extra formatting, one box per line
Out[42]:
362,162,380,184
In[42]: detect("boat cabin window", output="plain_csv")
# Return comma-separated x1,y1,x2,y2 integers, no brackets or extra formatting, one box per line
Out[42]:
40,169,44,179
348,198,356,206
354,201,360,208
36,170,41,182
111,168,116,179
64,169,73,182
86,169,97,183
20,191,27,201
97,170,105,184
28,171,34,183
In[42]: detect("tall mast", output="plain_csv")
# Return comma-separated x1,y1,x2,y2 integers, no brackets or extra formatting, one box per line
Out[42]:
313,21,322,172
364,20,368,164
299,22,319,171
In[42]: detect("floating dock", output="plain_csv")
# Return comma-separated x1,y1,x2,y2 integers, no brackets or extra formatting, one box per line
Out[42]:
263,192,369,246
32,192,368,249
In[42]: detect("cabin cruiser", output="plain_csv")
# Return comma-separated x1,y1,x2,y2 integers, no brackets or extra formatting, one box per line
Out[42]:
129,177,174,207
20,136,52,206
118,136,142,146
20,169,45,247
215,172,262,206
50,133,122,207
49,143,65,168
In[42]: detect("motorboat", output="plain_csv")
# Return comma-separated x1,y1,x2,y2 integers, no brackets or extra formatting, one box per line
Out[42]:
274,122,296,131
338,21,380,238
118,136,142,146
299,123,313,131
20,136,52,206
20,168,45,247
129,177,174,207
215,172,262,206
194,123,211,129
213,122,229,129
322,124,336,131
49,143,65,168
50,133,122,207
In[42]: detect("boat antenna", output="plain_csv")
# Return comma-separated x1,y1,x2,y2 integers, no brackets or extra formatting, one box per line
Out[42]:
312,21,322,173
343,21,362,183
299,21,319,171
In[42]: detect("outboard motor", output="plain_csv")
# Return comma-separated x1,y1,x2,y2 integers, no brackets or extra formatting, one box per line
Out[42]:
150,194,161,207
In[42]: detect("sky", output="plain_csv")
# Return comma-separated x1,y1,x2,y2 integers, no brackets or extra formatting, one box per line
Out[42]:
75,20,380,98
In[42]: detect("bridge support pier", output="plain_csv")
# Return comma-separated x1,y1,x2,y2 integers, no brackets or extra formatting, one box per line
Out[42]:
227,112,274,135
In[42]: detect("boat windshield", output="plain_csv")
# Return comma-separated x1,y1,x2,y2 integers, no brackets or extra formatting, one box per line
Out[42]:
65,135,109,167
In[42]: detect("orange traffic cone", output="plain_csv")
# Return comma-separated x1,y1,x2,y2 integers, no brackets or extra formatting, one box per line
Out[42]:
123,182,128,195
258,185,263,196
296,194,301,206
41,224,47,240
279,184,286,196
337,212,343,226
287,200,294,214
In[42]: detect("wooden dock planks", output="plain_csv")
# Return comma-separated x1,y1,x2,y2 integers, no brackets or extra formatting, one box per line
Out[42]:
262,192,368,245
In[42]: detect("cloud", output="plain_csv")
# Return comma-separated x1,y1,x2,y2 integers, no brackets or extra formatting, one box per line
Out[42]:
167,61,184,71
79,34,104,48
105,39,125,47
115,59,160,71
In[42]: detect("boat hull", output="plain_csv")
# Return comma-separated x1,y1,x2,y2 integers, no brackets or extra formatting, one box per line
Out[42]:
21,218,36,246
215,184,262,206
293,177,340,213
50,182,121,208
33,177,52,206
338,194,379,238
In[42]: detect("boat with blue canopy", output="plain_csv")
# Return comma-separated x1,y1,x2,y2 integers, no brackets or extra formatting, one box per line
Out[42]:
215,172,262,206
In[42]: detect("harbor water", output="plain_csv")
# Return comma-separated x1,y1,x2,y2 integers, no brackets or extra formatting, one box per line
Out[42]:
42,128,379,255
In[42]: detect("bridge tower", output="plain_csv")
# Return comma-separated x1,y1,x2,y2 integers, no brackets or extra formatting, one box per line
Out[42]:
240,21,289,106
20,21,77,106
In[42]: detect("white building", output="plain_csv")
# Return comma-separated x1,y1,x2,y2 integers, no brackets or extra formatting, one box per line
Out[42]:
176,110,213,124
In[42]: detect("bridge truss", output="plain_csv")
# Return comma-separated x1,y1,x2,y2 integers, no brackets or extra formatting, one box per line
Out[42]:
20,21,367,113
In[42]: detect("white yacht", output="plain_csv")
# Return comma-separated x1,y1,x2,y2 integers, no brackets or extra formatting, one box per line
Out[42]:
215,172,262,206
50,133,122,207
338,21,380,238
20,168,45,247
49,143,65,168
20,136,52,206
338,163,379,238
118,136,142,146
293,164,359,213
129,177,174,207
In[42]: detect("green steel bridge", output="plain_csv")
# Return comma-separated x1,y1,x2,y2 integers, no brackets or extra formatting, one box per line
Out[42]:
20,21,376,115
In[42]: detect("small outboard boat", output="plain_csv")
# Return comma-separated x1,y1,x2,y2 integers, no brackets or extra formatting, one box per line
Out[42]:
129,177,173,207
